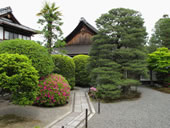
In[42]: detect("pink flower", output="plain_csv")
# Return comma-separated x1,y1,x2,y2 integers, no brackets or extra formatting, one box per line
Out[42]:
90,87,97,92
36,97,40,100
63,92,66,96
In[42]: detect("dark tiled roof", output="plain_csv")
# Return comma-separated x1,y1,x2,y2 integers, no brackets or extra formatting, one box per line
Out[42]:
0,19,36,33
65,17,98,42
53,44,91,55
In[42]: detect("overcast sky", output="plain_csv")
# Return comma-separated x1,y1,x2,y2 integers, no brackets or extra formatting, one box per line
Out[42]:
0,0,170,41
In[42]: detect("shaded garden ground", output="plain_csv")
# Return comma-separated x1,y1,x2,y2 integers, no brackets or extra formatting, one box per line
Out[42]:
0,114,41,128
0,91,73,128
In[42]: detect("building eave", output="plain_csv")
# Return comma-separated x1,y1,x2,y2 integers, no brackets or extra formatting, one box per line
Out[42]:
0,7,20,24
65,17,98,43
0,19,37,34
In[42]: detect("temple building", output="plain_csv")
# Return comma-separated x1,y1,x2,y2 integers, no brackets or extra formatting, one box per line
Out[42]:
54,17,98,57
0,7,37,41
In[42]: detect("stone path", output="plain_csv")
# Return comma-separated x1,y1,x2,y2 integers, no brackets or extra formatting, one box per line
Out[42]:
46,89,95,128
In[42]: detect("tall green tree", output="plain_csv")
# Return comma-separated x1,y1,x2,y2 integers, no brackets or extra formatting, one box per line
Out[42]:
37,2,63,54
149,14,170,51
97,8,148,78
89,8,148,98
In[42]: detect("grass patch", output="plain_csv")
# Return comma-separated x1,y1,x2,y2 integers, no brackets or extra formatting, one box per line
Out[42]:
0,114,41,128
89,90,141,103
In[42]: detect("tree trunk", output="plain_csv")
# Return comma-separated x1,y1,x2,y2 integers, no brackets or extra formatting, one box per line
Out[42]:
122,86,130,94
47,21,52,54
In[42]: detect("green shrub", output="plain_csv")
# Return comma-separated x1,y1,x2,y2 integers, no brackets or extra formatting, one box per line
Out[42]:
73,55,91,87
96,84,121,101
0,39,54,77
52,54,75,89
35,74,71,106
119,79,141,87
0,53,39,105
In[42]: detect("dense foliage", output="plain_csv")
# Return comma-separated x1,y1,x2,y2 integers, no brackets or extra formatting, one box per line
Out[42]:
149,15,170,52
0,53,39,105
148,47,170,73
96,84,121,101
35,74,70,106
88,8,147,100
89,33,122,99
0,39,54,77
52,54,75,89
37,2,64,53
73,55,90,87
148,47,170,85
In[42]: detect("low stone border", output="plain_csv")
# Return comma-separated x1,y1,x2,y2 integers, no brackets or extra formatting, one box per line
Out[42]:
77,92,96,128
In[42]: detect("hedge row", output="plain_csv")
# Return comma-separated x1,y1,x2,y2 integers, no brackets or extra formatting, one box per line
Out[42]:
52,54,75,89
73,55,91,87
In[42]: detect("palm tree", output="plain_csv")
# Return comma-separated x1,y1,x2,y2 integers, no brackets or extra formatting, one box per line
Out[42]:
37,2,63,54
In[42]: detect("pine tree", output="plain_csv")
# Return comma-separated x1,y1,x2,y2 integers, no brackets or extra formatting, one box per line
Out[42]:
88,8,148,99
89,31,122,100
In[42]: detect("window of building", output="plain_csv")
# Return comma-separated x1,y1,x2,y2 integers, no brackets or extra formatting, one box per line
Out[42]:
4,31,31,40
18,34,22,39
14,33,18,39
23,36,27,40
5,31,9,39
9,32,14,39
0,27,3,39
26,36,31,40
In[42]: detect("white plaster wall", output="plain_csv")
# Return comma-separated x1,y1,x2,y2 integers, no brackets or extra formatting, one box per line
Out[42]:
0,26,3,40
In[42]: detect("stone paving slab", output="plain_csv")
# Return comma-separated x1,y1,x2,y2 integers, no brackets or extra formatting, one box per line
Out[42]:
47,89,95,128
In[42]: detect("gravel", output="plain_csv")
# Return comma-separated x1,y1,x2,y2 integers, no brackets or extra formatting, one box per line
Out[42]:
88,86,170,128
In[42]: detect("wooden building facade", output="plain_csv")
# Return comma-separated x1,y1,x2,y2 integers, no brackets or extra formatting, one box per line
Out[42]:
0,7,37,41
54,17,98,57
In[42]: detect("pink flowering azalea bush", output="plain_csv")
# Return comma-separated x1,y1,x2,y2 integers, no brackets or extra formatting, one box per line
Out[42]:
89,87,97,98
34,74,71,107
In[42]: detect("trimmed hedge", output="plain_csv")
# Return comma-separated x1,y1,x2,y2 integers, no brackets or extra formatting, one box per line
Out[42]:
52,54,75,89
0,39,54,77
35,74,71,106
0,53,39,105
73,55,91,87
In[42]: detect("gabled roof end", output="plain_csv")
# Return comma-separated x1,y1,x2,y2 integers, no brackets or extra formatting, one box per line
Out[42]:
0,6,12,15
80,17,86,22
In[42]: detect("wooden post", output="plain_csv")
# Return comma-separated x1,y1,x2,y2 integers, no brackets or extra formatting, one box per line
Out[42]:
98,100,100,114
85,109,88,128
150,69,153,86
